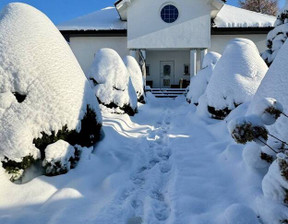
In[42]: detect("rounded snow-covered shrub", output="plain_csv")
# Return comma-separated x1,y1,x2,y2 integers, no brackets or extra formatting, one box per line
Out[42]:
43,140,79,176
228,116,268,145
247,37,288,143
124,56,145,104
0,3,102,181
206,38,268,119
262,3,288,66
186,52,221,105
224,204,260,224
243,143,271,169
249,98,283,125
262,153,288,205
88,48,137,116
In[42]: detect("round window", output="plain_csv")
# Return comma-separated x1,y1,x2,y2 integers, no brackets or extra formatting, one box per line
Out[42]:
160,5,179,23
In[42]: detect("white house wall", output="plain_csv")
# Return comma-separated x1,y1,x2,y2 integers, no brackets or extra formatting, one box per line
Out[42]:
69,36,129,74
210,34,267,54
127,0,211,49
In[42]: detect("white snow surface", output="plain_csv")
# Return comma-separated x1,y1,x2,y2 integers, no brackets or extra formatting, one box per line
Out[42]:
124,56,145,102
214,4,276,28
0,95,283,224
57,7,126,31
89,48,137,110
186,52,221,104
248,37,288,141
206,38,268,110
0,3,101,162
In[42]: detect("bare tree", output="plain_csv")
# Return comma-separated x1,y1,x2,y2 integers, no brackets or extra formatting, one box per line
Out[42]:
239,0,278,15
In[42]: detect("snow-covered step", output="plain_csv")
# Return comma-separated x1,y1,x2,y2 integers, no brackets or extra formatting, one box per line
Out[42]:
149,88,187,98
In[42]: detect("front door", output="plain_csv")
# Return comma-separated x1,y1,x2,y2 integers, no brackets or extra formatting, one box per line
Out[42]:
160,61,174,88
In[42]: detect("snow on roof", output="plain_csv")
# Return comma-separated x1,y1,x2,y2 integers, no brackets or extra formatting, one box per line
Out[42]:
58,4,276,31
58,7,126,31
214,4,276,28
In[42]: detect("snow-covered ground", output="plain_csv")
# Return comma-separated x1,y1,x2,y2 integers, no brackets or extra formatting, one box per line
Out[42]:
0,95,271,224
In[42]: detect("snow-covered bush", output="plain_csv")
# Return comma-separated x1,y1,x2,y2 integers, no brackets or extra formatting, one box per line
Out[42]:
228,116,268,145
262,3,288,66
124,56,146,104
186,52,221,105
0,3,102,181
247,36,288,144
205,38,268,120
242,143,271,169
262,153,288,205
249,98,283,125
88,48,138,116
43,140,80,176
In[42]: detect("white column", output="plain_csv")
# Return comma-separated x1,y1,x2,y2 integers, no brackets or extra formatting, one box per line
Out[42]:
200,48,208,69
190,49,197,78
139,49,147,88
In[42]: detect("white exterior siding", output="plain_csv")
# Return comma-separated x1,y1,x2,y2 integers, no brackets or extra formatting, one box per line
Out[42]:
210,34,267,54
127,0,211,49
69,36,129,74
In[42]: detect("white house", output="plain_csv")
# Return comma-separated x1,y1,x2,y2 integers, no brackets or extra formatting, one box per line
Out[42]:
58,0,275,88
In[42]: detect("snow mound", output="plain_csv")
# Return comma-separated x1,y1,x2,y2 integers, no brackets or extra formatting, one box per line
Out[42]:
248,37,288,141
262,153,288,205
205,38,268,118
214,4,276,28
186,52,221,104
88,48,137,115
124,56,145,104
202,51,221,69
0,3,102,177
243,143,270,169
224,204,260,224
58,7,126,31
43,140,77,176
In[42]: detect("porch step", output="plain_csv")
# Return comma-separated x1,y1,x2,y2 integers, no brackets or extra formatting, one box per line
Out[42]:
148,88,187,98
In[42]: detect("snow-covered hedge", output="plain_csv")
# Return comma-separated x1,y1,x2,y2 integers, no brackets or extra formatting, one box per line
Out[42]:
186,52,221,105
124,56,145,104
0,3,102,181
88,48,138,116
205,38,268,119
262,3,288,66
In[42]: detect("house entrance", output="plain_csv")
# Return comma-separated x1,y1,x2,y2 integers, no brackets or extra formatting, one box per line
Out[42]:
160,61,174,88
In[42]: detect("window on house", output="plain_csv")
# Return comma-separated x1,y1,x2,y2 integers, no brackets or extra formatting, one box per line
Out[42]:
160,5,179,23
184,64,189,75
146,65,150,76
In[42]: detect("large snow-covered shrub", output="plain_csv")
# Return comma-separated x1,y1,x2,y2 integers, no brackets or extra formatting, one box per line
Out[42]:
0,3,102,180
186,52,221,105
262,3,288,66
88,48,137,116
247,37,288,143
124,56,145,104
205,38,268,120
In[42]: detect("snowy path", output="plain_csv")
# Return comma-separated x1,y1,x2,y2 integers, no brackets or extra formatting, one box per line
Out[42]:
0,96,264,224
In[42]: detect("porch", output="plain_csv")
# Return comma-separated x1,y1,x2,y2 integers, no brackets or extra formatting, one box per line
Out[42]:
130,48,207,89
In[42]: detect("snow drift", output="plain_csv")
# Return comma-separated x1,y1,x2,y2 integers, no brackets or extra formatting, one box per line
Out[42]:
124,56,145,104
0,3,102,180
186,52,221,105
205,38,268,119
88,48,137,115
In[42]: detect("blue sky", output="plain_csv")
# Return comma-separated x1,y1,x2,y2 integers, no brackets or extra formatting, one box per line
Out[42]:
0,0,285,24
